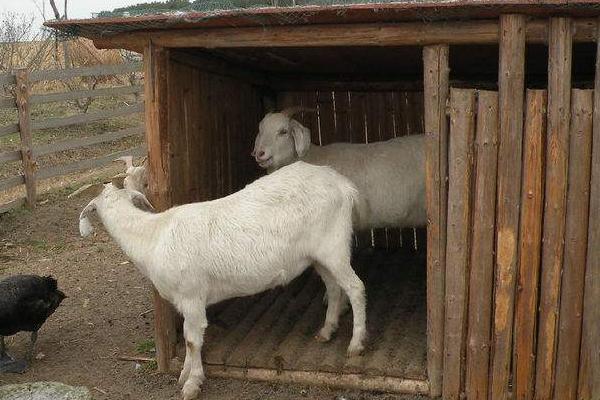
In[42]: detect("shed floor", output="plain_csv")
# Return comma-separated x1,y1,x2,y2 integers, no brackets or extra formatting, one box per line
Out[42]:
202,249,427,385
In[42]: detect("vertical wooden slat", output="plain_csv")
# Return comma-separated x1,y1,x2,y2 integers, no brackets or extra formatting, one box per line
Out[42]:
490,14,526,400
553,89,593,400
443,88,476,400
514,90,547,400
423,44,449,399
577,19,600,400
466,90,499,400
15,69,36,208
316,90,335,145
535,17,573,400
143,42,179,372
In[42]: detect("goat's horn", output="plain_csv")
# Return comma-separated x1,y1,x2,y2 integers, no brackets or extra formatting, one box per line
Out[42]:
280,106,315,117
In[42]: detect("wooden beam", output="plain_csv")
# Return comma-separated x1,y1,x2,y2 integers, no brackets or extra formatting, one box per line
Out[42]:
443,88,476,400
490,14,526,400
423,44,449,399
577,17,600,400
465,90,499,400
513,90,547,400
91,19,597,51
535,17,573,400
143,41,179,373
553,89,593,400
15,69,36,209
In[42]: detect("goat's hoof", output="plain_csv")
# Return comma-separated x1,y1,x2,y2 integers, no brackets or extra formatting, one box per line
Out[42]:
182,381,201,400
346,343,364,358
314,333,330,343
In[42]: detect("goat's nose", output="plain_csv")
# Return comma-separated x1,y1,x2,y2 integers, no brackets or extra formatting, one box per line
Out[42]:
257,150,265,158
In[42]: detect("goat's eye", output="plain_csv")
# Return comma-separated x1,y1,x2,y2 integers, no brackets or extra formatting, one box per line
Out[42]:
278,129,287,136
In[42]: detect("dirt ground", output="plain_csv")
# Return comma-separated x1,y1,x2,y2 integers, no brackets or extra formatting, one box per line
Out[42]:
0,169,428,400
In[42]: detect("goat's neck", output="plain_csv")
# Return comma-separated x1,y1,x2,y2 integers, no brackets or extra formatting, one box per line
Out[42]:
95,199,162,271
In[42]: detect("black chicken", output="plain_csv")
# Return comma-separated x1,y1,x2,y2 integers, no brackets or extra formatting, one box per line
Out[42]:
0,275,65,373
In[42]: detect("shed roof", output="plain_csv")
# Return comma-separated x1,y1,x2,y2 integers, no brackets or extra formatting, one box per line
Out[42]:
46,1,600,40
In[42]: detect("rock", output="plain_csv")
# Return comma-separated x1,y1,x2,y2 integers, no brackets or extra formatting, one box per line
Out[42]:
0,382,92,400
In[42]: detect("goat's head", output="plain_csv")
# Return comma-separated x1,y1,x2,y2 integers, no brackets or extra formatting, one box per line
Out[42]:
114,156,149,194
252,107,313,170
70,178,153,238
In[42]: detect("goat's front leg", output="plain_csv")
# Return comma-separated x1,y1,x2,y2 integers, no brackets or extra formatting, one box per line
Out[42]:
181,306,208,400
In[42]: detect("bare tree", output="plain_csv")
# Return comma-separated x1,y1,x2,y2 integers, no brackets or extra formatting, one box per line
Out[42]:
48,0,71,68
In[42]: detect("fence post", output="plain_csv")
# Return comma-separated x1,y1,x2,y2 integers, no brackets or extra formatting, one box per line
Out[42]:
15,68,36,208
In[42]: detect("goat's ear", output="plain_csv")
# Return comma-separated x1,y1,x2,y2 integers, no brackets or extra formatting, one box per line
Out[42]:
79,200,96,237
68,183,104,199
111,174,126,189
129,190,154,212
289,119,311,157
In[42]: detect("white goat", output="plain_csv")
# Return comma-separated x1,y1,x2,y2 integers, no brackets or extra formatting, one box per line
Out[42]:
252,108,426,230
115,155,148,194
76,161,366,400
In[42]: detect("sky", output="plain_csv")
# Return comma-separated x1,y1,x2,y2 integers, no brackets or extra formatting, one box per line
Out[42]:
0,0,142,33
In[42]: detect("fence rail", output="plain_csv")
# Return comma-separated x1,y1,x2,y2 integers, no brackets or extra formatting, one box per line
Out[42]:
0,62,145,213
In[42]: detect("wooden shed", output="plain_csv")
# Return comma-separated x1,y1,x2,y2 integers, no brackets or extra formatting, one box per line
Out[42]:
48,2,599,399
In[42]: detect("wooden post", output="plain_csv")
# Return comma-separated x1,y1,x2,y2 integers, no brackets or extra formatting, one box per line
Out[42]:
578,18,600,400
553,89,593,400
143,41,179,373
513,90,547,400
15,68,36,208
443,88,476,400
490,14,526,400
423,44,449,399
535,17,572,400
465,90,499,400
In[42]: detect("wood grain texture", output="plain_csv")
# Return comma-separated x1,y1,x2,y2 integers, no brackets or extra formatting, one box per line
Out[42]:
443,88,476,400
535,17,573,400
553,89,593,400
577,18,600,400
490,15,526,400
93,19,598,51
513,90,547,400
15,69,36,209
465,90,499,400
422,44,449,399
143,42,178,373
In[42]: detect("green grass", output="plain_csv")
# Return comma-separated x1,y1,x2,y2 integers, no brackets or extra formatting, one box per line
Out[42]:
136,338,156,355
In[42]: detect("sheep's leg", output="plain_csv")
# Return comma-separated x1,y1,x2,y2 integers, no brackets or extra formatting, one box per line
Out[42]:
314,264,343,342
181,307,208,400
321,261,367,357
178,341,192,385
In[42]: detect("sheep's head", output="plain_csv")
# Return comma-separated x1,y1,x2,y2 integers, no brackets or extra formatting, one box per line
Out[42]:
252,107,312,170
70,179,154,238
114,156,149,194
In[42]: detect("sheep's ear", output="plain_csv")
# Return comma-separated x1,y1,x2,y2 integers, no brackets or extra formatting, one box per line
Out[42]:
68,183,104,199
129,190,154,212
289,119,311,157
111,174,126,189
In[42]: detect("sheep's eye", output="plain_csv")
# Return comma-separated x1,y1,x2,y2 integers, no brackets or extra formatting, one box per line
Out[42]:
278,129,287,136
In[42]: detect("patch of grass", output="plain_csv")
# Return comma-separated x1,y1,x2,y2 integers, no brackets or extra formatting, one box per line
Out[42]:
28,238,49,251
136,338,156,355
141,359,158,372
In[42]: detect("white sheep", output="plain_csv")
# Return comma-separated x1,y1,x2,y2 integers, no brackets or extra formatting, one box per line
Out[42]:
76,161,366,400
252,108,426,231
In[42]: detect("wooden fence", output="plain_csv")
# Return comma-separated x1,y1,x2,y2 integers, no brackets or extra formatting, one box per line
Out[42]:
0,63,146,213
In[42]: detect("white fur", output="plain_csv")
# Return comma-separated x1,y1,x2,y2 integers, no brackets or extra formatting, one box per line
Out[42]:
116,156,148,193
78,161,366,400
253,111,426,230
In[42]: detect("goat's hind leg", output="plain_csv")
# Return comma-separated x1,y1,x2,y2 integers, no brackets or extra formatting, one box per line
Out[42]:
314,264,344,342
318,258,366,357
181,306,208,400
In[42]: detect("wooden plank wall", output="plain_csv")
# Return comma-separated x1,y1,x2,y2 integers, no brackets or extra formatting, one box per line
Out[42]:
276,89,426,252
